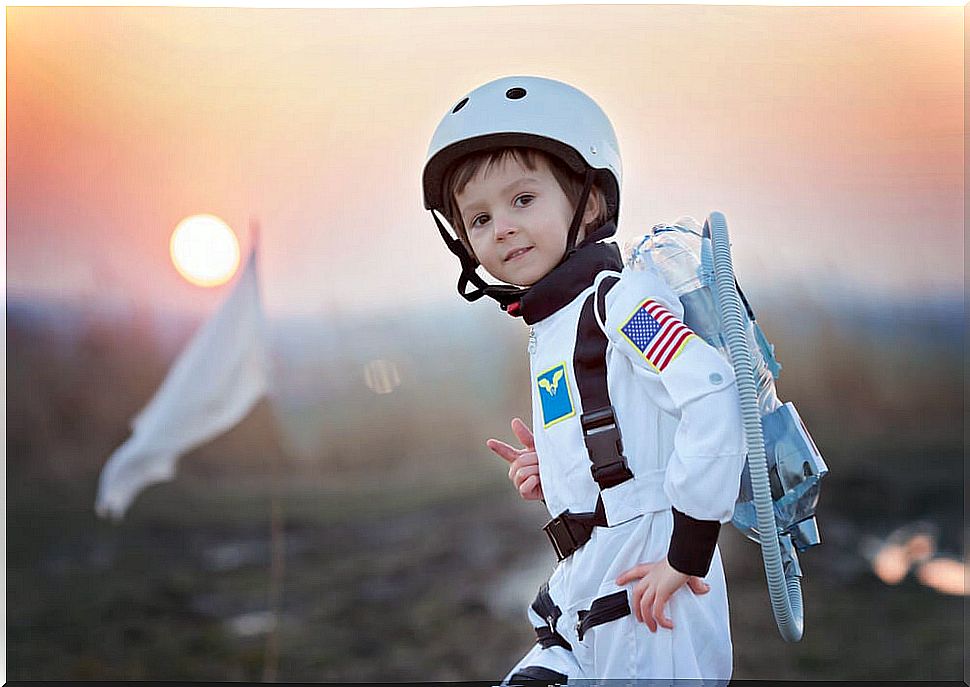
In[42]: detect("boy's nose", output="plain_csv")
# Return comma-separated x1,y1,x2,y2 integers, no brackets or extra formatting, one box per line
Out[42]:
493,216,518,240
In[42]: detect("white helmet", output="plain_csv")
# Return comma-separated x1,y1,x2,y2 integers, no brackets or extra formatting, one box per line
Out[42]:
422,75,623,310
422,75,622,224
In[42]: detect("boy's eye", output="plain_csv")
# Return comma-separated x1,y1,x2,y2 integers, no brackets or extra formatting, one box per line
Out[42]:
470,213,490,228
514,194,535,207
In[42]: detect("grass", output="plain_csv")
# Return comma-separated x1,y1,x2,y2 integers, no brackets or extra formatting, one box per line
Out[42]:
6,300,965,681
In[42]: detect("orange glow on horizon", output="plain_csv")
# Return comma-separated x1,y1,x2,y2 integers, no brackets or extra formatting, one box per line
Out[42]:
5,5,963,315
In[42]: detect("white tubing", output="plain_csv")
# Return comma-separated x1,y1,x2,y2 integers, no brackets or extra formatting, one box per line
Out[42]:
708,211,804,642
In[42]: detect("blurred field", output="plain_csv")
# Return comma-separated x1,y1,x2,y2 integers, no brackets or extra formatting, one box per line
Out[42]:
6,292,965,681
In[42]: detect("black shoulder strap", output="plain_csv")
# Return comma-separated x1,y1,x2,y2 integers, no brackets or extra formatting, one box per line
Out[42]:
572,275,633,491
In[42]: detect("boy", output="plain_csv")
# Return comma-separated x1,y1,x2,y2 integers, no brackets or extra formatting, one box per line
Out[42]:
421,76,745,683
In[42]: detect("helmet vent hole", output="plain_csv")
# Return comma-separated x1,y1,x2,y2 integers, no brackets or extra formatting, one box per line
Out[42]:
505,87,527,100
452,97,469,113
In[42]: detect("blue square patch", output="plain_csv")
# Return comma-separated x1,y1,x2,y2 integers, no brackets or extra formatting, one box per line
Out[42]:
537,362,575,428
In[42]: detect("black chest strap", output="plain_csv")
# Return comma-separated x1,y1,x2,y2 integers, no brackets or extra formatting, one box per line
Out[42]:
573,275,634,491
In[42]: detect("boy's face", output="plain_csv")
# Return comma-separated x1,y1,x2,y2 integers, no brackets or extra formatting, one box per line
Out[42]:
454,154,595,287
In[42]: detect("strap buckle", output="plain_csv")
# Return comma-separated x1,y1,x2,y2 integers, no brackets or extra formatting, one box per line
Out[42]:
581,406,634,489
543,514,578,561
542,508,606,561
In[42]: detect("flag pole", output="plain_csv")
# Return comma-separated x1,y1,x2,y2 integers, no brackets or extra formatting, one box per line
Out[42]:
264,443,285,683
251,217,284,683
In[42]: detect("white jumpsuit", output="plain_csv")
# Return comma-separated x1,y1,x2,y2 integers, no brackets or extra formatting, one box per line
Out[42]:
503,251,745,684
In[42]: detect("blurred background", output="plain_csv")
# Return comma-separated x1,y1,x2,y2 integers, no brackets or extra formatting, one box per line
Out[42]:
6,4,965,682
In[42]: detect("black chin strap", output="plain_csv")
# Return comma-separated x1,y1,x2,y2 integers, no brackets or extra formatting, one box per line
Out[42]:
559,170,596,266
430,168,597,316
431,210,528,310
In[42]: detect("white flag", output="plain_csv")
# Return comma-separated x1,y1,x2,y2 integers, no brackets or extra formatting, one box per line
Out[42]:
96,246,269,520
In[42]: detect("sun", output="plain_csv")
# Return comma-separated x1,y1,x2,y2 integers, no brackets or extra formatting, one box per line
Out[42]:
170,214,241,287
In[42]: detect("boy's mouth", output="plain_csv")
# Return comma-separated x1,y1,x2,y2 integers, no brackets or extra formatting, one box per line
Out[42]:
504,246,533,262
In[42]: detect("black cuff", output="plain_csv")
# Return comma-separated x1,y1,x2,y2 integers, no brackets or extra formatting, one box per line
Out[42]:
667,507,721,577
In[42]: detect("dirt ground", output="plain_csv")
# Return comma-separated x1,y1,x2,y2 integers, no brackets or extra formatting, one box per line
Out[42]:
6,465,964,682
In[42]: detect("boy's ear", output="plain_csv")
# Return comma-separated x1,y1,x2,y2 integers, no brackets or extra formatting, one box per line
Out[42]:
582,186,604,228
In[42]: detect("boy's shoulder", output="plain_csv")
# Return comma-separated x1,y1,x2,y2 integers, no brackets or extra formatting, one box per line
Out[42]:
603,262,684,329
601,263,706,377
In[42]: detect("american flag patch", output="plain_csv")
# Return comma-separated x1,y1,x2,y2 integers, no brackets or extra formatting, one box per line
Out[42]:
619,299,696,371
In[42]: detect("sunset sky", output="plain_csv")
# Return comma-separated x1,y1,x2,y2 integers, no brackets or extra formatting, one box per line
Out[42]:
6,5,963,318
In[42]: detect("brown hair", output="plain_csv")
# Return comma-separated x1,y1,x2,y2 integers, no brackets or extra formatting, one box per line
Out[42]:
441,147,609,255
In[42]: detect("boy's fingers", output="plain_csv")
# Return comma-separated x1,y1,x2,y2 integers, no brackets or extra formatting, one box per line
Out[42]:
510,417,536,451
510,452,539,471
653,597,674,630
514,465,540,485
687,577,711,595
508,453,538,479
519,475,539,496
486,438,520,464
639,590,657,632
616,563,650,586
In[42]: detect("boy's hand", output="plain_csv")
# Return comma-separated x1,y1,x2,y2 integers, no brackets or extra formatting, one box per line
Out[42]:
486,418,544,501
616,558,710,632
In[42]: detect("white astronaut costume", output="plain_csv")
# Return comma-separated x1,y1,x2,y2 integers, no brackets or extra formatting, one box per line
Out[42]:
501,233,745,683
422,76,745,683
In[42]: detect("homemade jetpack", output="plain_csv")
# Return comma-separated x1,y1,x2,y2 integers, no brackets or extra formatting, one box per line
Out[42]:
626,212,828,642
